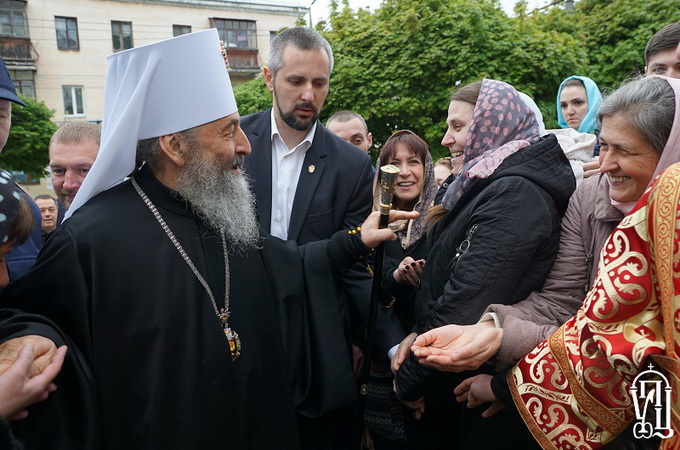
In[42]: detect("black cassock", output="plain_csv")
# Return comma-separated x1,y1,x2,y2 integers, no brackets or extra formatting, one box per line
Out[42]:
0,167,356,449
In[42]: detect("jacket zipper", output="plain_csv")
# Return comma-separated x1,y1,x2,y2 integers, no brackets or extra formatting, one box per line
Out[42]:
584,252,593,293
449,225,478,273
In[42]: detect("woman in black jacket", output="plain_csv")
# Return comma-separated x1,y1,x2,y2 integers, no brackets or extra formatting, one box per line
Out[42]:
392,79,576,449
364,130,437,449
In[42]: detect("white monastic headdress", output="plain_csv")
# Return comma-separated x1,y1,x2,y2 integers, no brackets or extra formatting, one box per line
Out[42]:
65,29,238,219
518,92,546,137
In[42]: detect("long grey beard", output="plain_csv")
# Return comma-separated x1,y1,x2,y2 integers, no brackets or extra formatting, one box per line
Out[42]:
175,154,260,252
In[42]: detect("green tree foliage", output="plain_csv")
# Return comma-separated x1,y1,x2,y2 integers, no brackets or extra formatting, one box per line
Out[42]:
576,0,680,90
531,0,680,91
233,76,272,116
322,0,584,158
232,0,679,160
0,95,57,175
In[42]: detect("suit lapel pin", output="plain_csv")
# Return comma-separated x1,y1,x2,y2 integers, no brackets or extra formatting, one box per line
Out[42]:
308,164,316,174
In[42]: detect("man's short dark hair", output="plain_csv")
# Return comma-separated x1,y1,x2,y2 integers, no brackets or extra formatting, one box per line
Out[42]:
326,110,368,135
645,21,680,64
34,194,57,205
268,27,333,76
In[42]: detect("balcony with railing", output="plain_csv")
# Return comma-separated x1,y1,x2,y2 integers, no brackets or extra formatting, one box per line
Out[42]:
0,36,33,63
226,48,259,72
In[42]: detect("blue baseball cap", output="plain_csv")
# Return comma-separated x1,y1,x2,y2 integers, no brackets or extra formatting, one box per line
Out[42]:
0,57,25,106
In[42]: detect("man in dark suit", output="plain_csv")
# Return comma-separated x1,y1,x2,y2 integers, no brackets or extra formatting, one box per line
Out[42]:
242,27,373,244
241,26,374,449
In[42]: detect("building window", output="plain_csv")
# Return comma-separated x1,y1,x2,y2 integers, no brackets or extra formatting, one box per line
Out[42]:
0,3,28,37
111,21,133,52
8,69,34,98
10,170,39,185
55,16,79,50
211,19,256,49
173,24,191,37
62,85,84,116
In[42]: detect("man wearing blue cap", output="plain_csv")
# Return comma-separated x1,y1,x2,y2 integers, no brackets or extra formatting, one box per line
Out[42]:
0,57,42,280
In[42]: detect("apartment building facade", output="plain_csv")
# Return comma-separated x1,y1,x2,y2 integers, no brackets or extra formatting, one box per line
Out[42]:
1,0,307,125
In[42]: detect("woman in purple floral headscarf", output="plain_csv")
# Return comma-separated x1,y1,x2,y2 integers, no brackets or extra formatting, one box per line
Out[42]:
391,79,576,449
440,79,543,210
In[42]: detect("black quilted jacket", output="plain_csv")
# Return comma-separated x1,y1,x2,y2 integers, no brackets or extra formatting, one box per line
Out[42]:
395,134,576,402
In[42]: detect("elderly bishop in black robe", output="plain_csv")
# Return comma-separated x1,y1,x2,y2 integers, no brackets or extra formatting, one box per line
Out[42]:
0,30,414,449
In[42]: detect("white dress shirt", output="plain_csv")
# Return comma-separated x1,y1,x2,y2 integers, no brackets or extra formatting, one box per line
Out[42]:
269,111,317,240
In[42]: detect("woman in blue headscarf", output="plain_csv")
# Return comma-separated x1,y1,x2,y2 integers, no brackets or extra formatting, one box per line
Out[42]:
556,75,602,133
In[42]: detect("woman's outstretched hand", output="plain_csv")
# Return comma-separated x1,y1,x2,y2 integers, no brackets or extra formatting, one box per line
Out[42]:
411,322,502,372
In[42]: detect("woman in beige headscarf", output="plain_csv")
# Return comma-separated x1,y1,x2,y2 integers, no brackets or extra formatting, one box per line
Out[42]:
372,130,437,325
364,130,436,448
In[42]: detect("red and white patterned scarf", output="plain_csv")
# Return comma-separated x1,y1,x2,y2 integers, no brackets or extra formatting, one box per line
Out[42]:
510,162,680,449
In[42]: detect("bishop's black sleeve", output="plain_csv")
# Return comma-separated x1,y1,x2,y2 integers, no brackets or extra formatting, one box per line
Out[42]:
261,237,356,418
326,228,375,275
0,417,21,450
0,228,102,449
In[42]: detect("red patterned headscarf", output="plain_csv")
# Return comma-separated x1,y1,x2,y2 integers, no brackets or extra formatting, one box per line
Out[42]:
441,79,541,210
509,162,680,449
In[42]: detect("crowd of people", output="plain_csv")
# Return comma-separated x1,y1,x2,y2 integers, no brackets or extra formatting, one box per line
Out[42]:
0,17,676,450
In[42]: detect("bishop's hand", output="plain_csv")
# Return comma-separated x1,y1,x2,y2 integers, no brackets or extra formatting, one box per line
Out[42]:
0,335,58,378
0,344,67,420
360,210,419,249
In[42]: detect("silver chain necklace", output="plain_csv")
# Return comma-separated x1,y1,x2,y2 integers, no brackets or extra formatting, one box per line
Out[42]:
132,178,241,361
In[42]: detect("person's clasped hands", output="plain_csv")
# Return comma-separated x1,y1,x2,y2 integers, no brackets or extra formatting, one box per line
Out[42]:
393,257,425,286
582,158,601,178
